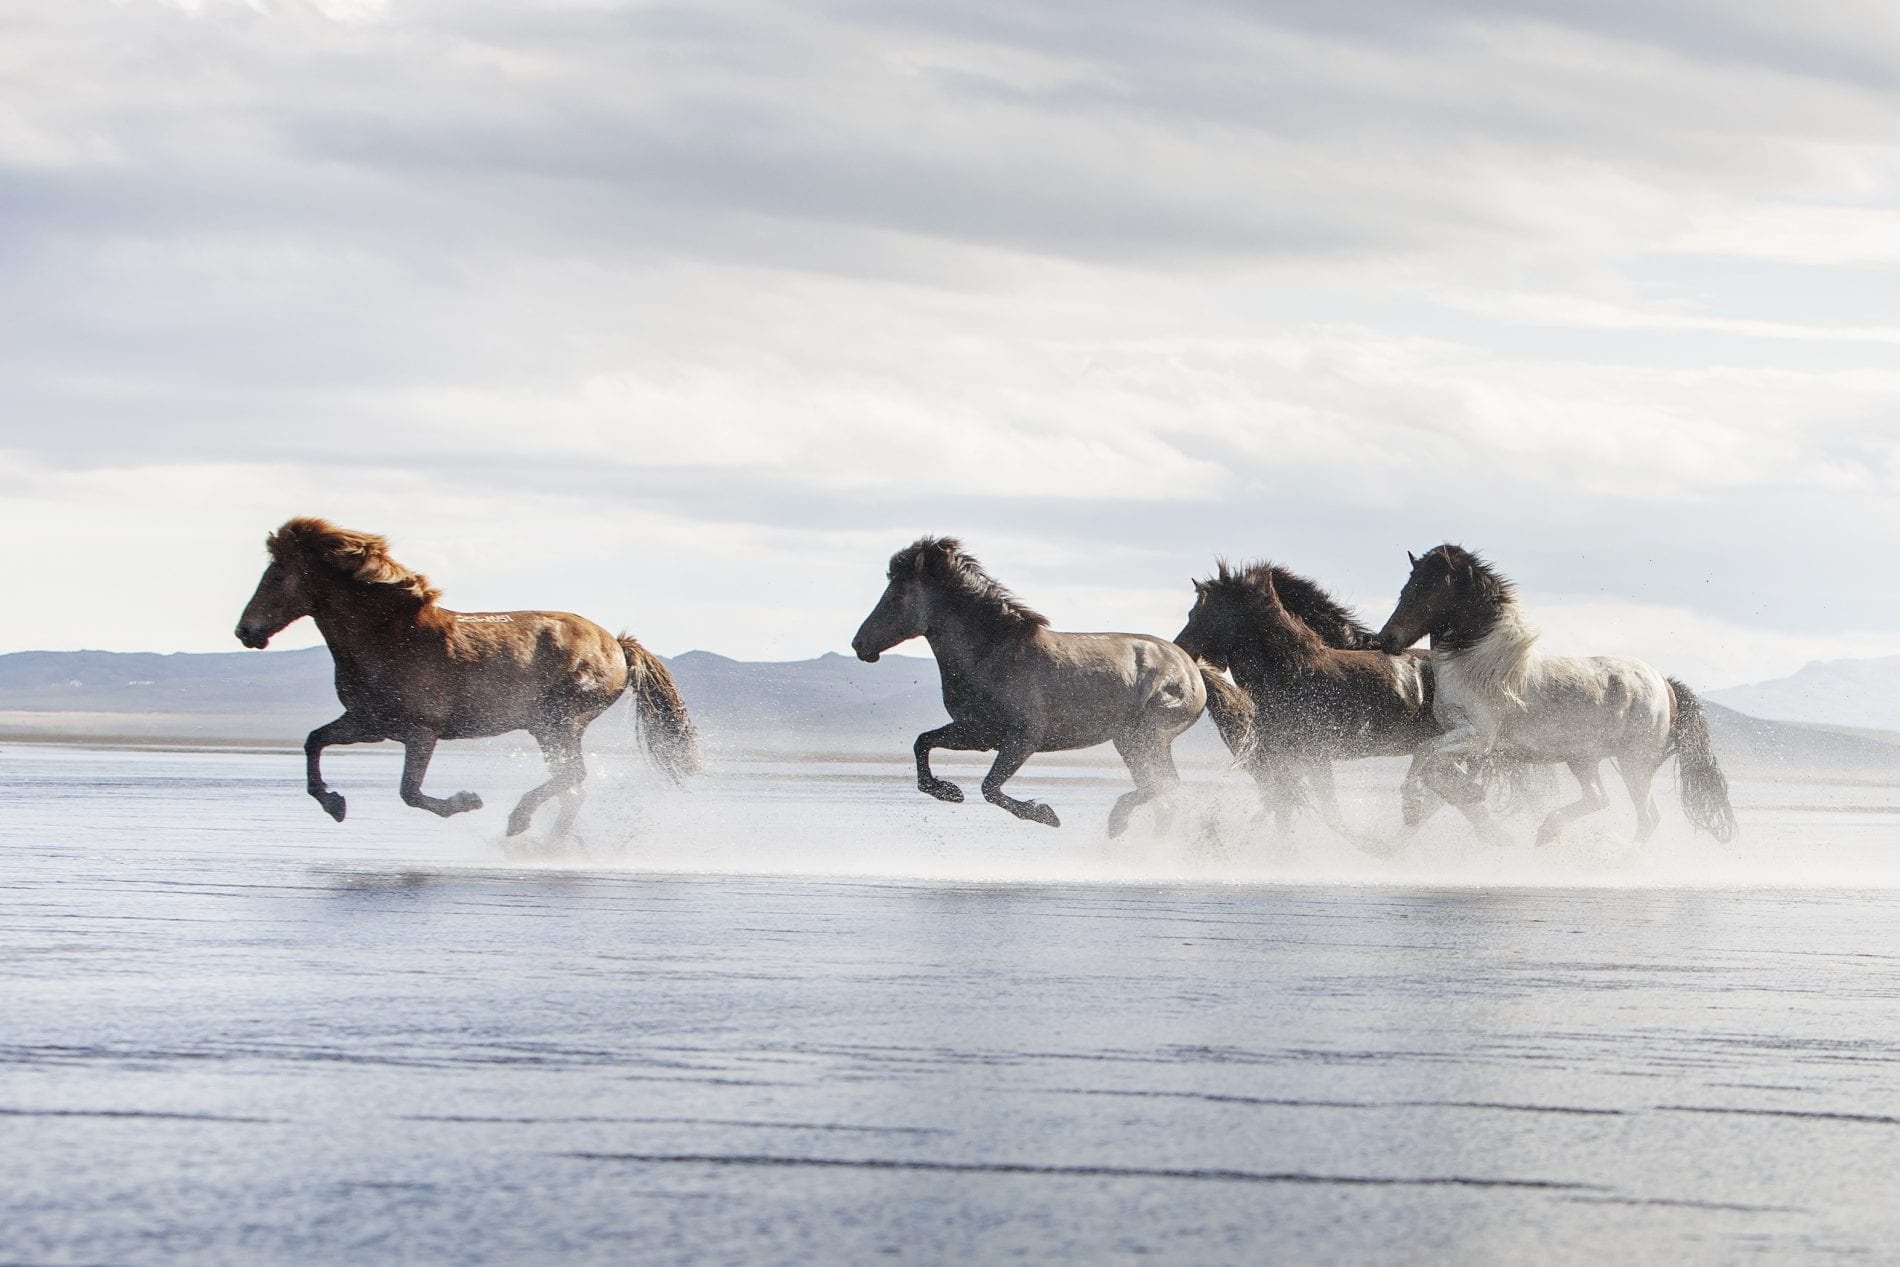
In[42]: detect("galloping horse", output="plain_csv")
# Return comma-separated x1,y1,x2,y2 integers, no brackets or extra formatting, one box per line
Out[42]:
235,517,700,836
1175,561,1440,836
1374,544,1735,846
851,536,1209,836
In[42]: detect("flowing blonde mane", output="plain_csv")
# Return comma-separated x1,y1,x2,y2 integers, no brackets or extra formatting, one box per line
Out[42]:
268,517,442,605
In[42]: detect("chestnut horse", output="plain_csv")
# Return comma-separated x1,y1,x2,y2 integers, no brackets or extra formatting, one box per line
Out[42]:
235,517,699,836
1374,544,1735,846
851,536,1209,836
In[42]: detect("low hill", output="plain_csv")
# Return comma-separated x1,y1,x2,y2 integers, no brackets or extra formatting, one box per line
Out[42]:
1,646,1896,778
1711,656,1900,733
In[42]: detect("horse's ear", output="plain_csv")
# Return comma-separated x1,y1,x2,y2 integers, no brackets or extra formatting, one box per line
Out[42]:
1407,550,1418,567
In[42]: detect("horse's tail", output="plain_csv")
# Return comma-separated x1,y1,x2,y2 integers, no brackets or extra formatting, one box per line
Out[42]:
1199,667,1257,766
1667,678,1736,843
619,635,702,783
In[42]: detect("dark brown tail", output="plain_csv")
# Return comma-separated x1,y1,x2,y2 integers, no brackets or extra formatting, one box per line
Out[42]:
1668,678,1736,843
619,635,702,782
1200,667,1257,765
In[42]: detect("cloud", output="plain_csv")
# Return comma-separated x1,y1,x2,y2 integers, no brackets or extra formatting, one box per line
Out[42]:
2,1,1899,676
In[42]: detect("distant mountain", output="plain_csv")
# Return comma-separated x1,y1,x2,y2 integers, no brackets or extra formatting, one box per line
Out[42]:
0,645,952,751
3,646,1897,777
1700,700,1900,778
0,646,336,714
1710,656,1900,732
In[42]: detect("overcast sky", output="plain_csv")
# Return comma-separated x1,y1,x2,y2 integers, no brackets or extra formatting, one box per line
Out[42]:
4,0,1900,687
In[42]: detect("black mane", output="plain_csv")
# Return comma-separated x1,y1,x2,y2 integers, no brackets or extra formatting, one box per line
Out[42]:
1415,544,1515,604
1406,543,1517,652
1208,561,1377,649
892,536,1049,640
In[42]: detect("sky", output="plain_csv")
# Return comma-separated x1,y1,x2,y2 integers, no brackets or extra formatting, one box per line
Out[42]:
4,0,1900,688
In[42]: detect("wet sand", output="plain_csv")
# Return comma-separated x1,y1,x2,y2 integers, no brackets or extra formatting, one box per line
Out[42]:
4,743,1900,1263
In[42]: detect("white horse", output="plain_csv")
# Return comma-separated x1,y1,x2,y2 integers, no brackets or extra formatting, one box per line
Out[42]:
1373,544,1735,846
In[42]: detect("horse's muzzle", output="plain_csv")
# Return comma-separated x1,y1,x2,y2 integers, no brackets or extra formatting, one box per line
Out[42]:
235,626,270,650
854,646,880,664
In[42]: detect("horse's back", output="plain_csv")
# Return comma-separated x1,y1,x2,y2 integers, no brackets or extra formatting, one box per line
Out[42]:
1505,653,1672,761
429,609,630,736
1028,631,1205,738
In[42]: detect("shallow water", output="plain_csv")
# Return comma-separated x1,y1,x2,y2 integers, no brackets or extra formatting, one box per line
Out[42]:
4,742,1900,1264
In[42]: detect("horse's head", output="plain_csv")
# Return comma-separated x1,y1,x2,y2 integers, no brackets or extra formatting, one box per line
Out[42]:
851,538,947,662
1375,544,1486,654
1174,567,1254,670
234,533,314,649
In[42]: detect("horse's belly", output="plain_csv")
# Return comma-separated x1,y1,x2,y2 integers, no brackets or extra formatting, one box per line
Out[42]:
1498,706,1669,763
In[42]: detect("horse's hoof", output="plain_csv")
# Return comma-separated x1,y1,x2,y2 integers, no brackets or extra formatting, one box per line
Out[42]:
1107,814,1130,839
1023,802,1060,829
447,791,483,816
317,792,346,823
921,779,964,803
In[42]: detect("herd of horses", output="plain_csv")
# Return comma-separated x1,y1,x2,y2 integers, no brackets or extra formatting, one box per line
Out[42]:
236,517,1737,850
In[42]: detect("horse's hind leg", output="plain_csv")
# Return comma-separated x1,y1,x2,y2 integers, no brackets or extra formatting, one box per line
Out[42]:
1614,755,1663,843
981,737,1059,828
399,735,484,819
1535,758,1611,846
508,728,587,837
304,713,383,823
1111,732,1182,839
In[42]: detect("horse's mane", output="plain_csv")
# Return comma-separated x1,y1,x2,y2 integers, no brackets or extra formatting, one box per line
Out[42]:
1426,544,1516,609
268,517,442,606
894,536,1048,639
1421,543,1536,704
1205,560,1376,649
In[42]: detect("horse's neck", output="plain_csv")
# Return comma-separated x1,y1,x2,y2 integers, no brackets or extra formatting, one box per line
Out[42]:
1434,602,1538,709
1235,610,1326,681
923,605,1023,681
310,584,441,663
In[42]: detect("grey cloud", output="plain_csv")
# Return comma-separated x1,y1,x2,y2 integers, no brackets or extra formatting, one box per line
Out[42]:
3,1,1899,668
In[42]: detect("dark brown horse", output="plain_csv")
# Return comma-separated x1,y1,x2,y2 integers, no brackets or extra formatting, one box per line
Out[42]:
851,536,1209,836
1175,561,1440,836
234,517,699,836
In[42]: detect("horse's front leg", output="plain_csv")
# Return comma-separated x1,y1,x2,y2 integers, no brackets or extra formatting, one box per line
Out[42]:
914,723,983,803
399,734,484,820
304,713,384,823
1399,751,1439,828
981,736,1059,828
1416,724,1512,847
